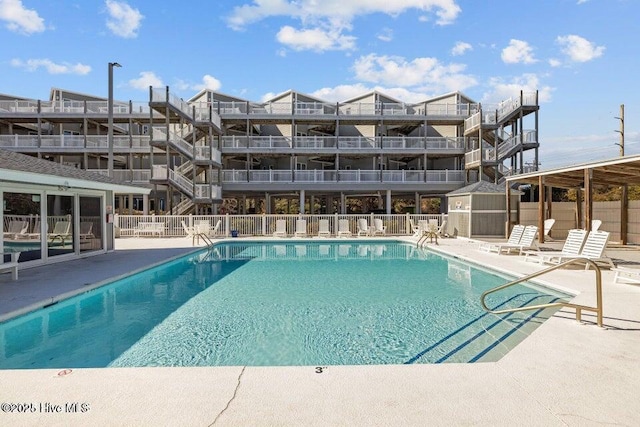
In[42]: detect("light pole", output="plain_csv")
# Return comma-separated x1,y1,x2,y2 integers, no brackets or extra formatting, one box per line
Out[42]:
614,104,624,156
108,62,122,177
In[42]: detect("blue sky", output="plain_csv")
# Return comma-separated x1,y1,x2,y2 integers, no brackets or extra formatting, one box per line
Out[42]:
1,0,638,169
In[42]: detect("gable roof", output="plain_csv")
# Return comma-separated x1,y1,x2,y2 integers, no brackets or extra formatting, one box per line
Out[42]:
0,149,150,194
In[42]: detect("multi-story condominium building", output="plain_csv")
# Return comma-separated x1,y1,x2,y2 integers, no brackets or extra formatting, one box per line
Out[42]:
0,87,539,215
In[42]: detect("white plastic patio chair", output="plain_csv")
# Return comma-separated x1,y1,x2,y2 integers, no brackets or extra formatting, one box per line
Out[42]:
357,218,371,236
273,219,287,237
294,219,307,237
523,229,587,264
318,219,331,237
542,230,613,270
337,219,352,237
372,219,386,236
479,224,525,252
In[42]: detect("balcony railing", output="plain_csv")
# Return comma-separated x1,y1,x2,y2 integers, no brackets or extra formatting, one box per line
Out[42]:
221,136,467,151
0,134,151,149
214,101,479,118
222,169,464,184
0,99,134,114
93,169,152,182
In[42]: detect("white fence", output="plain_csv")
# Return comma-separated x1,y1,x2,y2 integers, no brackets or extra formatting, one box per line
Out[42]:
115,213,447,238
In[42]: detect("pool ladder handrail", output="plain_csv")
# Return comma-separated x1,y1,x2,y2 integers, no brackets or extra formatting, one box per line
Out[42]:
480,257,603,327
195,232,215,248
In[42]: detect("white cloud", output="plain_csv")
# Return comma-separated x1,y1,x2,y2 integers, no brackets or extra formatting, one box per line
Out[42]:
10,58,91,75
481,74,553,105
0,0,45,34
129,71,163,90
556,34,604,62
105,0,143,39
276,25,356,51
548,58,562,67
352,53,477,93
195,74,222,91
451,41,472,56
377,27,393,42
501,39,536,64
227,0,461,30
227,1,461,51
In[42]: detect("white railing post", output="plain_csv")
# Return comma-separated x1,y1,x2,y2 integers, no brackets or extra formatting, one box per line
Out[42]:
262,214,267,236
188,214,193,229
225,214,230,237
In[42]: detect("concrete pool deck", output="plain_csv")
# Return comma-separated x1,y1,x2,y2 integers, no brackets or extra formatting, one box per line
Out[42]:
1,236,639,426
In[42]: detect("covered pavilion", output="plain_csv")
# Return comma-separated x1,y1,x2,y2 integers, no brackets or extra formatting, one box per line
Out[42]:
505,154,640,244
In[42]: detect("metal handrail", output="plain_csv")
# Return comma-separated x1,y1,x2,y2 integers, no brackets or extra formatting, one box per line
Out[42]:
480,258,603,327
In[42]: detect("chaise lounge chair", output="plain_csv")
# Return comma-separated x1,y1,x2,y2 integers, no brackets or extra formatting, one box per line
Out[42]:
3,220,28,240
48,221,71,243
481,225,538,255
523,228,587,264
612,266,640,285
294,219,308,237
479,224,524,252
273,219,287,237
540,230,614,270
372,219,386,236
318,219,331,237
337,219,352,237
357,218,371,237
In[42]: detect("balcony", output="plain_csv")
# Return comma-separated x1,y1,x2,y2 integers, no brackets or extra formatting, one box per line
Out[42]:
0,134,151,151
221,169,464,184
214,101,480,119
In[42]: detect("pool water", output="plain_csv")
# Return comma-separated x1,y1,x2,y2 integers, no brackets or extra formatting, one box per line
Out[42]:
0,241,569,369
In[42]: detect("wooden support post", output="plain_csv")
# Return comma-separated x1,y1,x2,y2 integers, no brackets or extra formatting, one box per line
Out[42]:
538,176,545,244
576,187,583,229
584,168,592,231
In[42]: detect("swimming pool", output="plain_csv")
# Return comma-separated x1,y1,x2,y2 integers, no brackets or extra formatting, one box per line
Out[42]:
0,241,569,369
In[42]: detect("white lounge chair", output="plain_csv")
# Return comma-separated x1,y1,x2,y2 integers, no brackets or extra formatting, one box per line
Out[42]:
357,218,371,236
543,218,556,240
294,219,307,237
612,266,640,285
3,220,28,240
273,219,287,237
195,220,211,236
18,219,44,240
541,230,614,270
79,222,94,240
318,219,331,237
181,220,200,246
48,221,72,243
372,219,386,236
484,225,538,255
210,219,222,237
591,219,602,231
523,229,587,264
409,219,420,237
436,219,448,237
479,225,525,252
337,219,352,237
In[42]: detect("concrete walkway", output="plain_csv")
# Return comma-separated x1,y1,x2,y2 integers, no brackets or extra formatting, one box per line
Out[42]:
1,236,639,426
